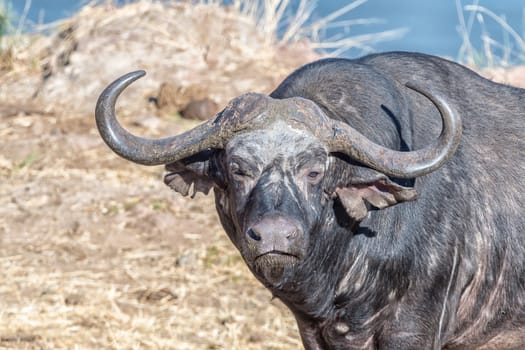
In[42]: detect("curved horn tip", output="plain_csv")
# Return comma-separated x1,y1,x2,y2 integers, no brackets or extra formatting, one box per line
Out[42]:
95,69,224,166
109,70,147,90
122,69,147,81
96,70,147,109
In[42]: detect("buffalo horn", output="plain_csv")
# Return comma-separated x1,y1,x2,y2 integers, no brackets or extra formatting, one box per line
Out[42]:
327,83,462,178
95,70,223,165
97,72,461,179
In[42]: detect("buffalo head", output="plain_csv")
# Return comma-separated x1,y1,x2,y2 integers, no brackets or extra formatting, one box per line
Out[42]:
95,70,461,287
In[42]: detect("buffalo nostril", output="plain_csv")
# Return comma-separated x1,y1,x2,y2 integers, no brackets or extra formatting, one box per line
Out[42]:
247,228,261,241
286,229,298,239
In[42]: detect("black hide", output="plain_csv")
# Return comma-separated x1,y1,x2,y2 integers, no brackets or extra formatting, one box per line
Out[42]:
165,52,525,349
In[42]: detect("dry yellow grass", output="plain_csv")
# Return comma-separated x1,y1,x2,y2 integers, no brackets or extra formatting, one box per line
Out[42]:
1,0,320,113
0,94,302,350
0,1,318,348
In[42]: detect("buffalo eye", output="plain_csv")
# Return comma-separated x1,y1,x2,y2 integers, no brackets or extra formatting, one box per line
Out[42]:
230,162,252,180
308,171,320,178
306,169,323,184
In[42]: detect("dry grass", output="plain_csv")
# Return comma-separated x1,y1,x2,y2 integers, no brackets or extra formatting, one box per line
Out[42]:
198,0,407,56
0,106,302,349
1,0,324,116
0,1,329,348
0,0,36,70
457,0,525,67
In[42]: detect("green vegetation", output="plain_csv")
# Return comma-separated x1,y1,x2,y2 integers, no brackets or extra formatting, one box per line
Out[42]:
14,152,39,171
0,1,13,40
0,0,16,69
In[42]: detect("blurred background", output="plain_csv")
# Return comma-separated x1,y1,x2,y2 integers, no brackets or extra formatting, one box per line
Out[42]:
1,0,525,349
8,0,525,64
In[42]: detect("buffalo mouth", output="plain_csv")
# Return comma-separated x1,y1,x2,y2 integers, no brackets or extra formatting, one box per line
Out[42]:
253,251,300,285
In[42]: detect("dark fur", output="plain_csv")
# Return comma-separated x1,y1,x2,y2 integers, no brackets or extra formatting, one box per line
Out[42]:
171,52,525,349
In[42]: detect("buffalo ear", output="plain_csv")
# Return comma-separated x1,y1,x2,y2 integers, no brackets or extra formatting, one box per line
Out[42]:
334,177,418,222
163,151,216,198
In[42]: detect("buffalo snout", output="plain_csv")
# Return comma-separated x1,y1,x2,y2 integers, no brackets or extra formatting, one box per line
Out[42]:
247,215,302,253
246,215,305,284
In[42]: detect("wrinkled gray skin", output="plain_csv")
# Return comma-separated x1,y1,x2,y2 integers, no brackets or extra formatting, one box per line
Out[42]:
103,52,525,349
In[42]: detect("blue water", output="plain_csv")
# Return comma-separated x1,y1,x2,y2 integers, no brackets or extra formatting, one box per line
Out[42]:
9,0,525,60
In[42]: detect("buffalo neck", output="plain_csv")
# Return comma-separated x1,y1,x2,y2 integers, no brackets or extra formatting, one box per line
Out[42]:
267,203,413,325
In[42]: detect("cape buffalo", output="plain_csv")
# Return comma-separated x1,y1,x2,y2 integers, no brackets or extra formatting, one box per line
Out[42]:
95,52,525,349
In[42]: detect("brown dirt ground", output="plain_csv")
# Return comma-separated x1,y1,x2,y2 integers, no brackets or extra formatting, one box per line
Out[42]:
0,1,319,349
0,103,302,350
2,2,525,350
